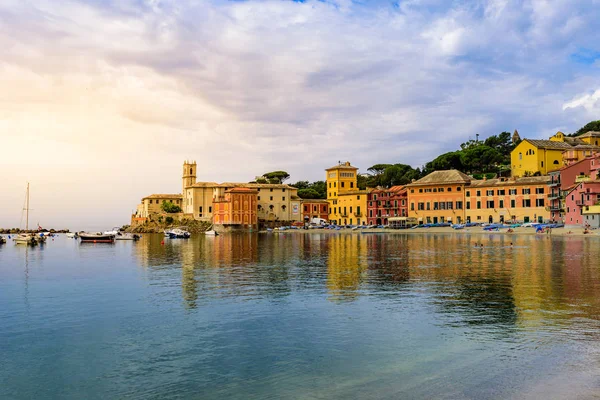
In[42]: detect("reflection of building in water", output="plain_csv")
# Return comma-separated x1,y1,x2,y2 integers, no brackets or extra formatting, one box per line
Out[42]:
326,234,368,301
365,235,410,284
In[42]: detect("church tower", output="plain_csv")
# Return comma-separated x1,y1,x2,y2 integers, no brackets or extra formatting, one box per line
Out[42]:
182,160,197,194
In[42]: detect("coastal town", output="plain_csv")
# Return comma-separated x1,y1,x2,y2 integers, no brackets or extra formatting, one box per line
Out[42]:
131,128,600,233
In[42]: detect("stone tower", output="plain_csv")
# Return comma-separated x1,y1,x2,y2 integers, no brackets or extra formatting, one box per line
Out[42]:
512,129,521,143
182,160,197,194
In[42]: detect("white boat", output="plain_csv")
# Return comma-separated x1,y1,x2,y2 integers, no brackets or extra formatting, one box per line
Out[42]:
103,227,121,235
0,236,6,244
205,230,218,236
14,183,38,246
66,232,78,238
115,232,140,241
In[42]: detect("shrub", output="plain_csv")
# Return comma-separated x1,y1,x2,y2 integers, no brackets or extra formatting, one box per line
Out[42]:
161,200,182,213
165,216,174,225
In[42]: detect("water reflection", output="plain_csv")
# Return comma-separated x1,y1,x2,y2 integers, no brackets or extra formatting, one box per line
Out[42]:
133,233,600,334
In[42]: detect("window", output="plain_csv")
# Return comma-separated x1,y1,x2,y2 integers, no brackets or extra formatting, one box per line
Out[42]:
282,197,285,201
350,182,354,188
535,187,544,194
456,201,463,209
433,202,439,210
541,161,544,167
208,206,212,213
486,200,495,208
447,202,453,209
427,202,431,210
522,199,531,207
349,206,353,213
511,199,516,208
509,189,517,195
486,190,494,196
440,202,446,210
369,210,373,217
519,152,522,160
522,188,531,195
439,188,444,192
457,187,462,191
411,190,414,193
466,201,471,209
497,189,505,195
270,188,273,192
448,187,452,192
304,205,308,212
357,196,360,200
499,200,504,208
433,188,437,193
329,183,331,188
476,190,481,196
411,203,415,211
270,196,273,201
419,189,423,193
536,199,545,207
199,206,203,217
466,191,471,197
418,202,425,210
553,160,559,165
477,201,481,209
329,193,331,197
374,194,378,200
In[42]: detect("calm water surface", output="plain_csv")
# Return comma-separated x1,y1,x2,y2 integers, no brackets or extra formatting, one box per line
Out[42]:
1,232,600,399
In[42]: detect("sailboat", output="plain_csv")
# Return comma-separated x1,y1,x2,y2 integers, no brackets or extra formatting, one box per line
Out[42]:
14,183,38,246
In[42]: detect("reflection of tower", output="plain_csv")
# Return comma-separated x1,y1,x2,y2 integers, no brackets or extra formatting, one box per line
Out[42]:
326,234,367,301
182,160,197,195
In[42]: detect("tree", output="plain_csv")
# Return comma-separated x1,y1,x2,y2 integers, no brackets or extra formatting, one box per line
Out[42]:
425,151,463,174
572,120,600,136
262,171,290,184
291,180,310,190
161,200,182,213
297,188,321,199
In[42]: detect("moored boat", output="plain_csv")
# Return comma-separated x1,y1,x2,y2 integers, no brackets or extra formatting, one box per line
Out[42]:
13,234,38,245
164,228,190,239
205,230,218,236
66,232,79,238
0,236,7,244
79,233,115,243
115,232,140,241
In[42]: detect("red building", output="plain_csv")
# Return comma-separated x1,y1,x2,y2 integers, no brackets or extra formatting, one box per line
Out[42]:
212,187,258,230
301,200,329,222
564,153,600,226
367,186,407,225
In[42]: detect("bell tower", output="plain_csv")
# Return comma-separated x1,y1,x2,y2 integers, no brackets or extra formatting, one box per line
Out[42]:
182,160,197,194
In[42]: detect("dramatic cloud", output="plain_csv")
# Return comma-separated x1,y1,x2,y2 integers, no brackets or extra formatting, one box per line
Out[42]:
0,0,599,228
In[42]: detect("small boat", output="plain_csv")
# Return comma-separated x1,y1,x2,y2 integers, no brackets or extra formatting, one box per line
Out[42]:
205,230,218,236
452,224,465,230
66,232,79,238
13,233,38,245
0,236,6,244
115,232,140,241
79,233,115,243
164,228,190,239
103,227,121,235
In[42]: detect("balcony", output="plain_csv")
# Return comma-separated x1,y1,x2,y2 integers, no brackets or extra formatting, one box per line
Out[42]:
549,181,561,187
546,206,564,212
575,199,585,206
548,195,561,200
575,175,591,183
354,212,362,217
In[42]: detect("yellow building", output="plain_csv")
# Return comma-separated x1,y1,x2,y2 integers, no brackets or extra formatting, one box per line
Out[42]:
326,162,368,225
510,139,571,177
136,194,183,218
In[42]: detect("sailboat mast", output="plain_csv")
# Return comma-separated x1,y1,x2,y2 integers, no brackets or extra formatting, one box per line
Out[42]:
26,182,29,231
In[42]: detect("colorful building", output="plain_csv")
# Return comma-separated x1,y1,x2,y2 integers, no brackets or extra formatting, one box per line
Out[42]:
510,139,571,177
135,194,183,219
465,176,550,224
406,170,551,224
405,170,470,224
326,162,368,226
212,187,258,231
565,181,600,227
367,186,407,225
301,199,329,223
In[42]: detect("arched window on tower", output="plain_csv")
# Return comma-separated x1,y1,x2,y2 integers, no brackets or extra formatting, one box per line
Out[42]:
190,168,193,175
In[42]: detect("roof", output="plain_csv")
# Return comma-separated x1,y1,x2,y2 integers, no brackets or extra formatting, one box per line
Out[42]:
524,139,573,150
225,187,258,194
563,137,586,145
406,170,472,186
578,131,600,138
142,194,182,200
570,145,600,150
468,176,549,187
325,161,358,171
190,182,219,188
217,182,296,189
300,199,329,203
337,189,369,195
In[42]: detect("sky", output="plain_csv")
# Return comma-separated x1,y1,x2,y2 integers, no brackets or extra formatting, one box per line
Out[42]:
1,0,599,230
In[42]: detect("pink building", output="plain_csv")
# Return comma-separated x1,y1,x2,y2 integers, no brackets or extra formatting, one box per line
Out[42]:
564,181,600,226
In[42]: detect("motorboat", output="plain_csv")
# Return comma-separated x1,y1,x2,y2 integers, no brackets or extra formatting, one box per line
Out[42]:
66,232,79,238
103,227,121,235
13,233,38,245
164,228,190,239
115,232,140,241
79,232,115,243
204,230,218,236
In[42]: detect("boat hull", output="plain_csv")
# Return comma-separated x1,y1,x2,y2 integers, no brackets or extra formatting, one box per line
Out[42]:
79,234,115,243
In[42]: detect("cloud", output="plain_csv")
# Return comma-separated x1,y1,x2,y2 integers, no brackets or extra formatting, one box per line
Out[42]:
1,0,600,228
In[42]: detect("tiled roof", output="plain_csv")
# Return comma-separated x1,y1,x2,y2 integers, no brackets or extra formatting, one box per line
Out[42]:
190,182,219,188
219,182,296,189
325,162,359,171
525,139,573,150
300,199,329,203
468,176,549,187
563,137,585,145
142,194,182,199
578,131,600,138
570,145,600,149
406,170,472,186
225,187,258,193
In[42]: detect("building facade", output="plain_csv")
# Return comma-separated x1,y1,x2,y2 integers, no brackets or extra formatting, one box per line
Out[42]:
326,162,368,226
136,194,183,219
301,200,329,222
367,186,407,225
212,187,258,230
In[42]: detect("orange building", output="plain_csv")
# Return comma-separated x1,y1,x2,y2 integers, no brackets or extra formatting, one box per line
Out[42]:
212,187,258,231
301,199,329,222
405,170,470,224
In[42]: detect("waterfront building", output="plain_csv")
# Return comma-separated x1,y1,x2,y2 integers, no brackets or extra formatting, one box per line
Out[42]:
405,170,470,224
406,170,551,224
367,186,407,225
465,176,549,224
564,181,600,227
135,194,183,219
326,162,368,225
301,199,329,223
212,187,258,230
548,170,563,222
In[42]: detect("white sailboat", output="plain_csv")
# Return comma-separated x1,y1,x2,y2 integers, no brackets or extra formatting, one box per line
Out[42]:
14,183,38,246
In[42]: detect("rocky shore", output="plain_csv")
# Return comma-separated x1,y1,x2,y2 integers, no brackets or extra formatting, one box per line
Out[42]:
125,219,212,234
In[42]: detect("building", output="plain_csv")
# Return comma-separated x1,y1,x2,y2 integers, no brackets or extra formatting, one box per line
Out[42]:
565,181,600,227
367,186,407,225
465,176,549,224
405,170,470,224
326,162,368,226
181,161,302,224
301,199,329,223
511,139,572,177
135,194,183,219
548,170,563,222
406,170,551,224
212,187,258,231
